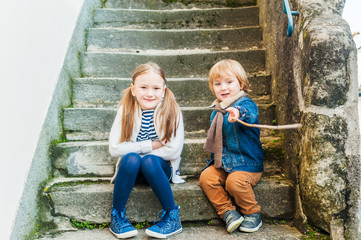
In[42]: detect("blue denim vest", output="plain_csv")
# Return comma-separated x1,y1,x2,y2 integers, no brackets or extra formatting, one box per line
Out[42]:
205,96,264,173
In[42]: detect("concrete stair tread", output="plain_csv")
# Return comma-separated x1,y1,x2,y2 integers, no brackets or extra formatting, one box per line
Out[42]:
87,27,262,51
83,48,265,55
62,105,275,141
105,0,257,10
46,177,294,223
52,136,283,178
89,26,261,31
37,224,303,240
81,50,265,78
94,6,259,29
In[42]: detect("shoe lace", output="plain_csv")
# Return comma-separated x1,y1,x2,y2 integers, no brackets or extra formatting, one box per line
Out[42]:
153,209,171,227
113,208,132,228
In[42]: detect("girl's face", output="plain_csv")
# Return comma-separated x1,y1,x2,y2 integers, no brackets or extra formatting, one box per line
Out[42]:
212,73,242,102
131,71,165,110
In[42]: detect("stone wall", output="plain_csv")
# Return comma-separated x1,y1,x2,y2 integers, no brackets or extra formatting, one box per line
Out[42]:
259,0,360,239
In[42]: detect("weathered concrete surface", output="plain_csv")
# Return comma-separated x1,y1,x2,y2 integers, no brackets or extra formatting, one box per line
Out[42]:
81,50,265,78
72,76,271,108
87,27,262,51
106,0,257,9
94,7,259,29
37,224,303,240
52,137,282,178
259,0,360,238
48,178,294,223
63,105,275,140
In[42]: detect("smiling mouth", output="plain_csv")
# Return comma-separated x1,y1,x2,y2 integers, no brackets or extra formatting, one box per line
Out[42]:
221,93,230,97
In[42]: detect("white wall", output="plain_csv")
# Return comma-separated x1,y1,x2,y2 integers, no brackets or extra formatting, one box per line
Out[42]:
343,0,361,84
0,0,84,239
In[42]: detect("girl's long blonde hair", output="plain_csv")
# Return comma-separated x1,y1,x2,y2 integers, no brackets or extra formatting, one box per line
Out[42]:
118,62,181,143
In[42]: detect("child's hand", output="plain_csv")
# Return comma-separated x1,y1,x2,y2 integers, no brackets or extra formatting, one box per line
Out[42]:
152,140,164,150
226,107,240,123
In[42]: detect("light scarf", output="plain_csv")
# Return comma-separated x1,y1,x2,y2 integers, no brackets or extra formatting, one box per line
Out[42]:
203,91,248,168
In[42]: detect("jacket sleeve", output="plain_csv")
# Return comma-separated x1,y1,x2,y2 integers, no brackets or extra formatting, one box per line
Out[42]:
235,99,259,124
108,107,152,157
151,113,184,161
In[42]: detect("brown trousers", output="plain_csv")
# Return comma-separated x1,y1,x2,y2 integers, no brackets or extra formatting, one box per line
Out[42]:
199,165,262,219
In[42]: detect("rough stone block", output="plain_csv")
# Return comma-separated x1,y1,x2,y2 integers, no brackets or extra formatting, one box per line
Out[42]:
302,14,353,108
299,113,348,232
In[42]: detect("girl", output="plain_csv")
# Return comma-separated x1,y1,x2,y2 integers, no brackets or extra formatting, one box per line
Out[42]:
199,59,264,233
108,62,184,239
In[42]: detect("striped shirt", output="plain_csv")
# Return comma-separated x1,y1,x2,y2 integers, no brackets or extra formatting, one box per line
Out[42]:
136,110,159,142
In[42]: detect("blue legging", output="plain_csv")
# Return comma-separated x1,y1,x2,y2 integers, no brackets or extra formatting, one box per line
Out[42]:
113,153,176,211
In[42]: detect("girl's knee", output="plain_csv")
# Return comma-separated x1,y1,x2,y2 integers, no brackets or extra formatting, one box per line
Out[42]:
120,153,141,171
140,155,161,175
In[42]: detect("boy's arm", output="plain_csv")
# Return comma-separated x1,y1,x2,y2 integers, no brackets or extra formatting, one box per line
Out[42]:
226,100,259,124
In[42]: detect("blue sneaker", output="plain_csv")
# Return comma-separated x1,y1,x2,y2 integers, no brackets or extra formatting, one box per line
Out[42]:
223,210,244,233
239,212,262,232
109,208,138,239
145,206,182,238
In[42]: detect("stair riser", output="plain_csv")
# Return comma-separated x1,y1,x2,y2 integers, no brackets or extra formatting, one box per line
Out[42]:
63,106,275,141
49,179,294,223
87,28,262,51
53,140,282,177
73,77,271,108
105,0,257,9
94,7,259,28
81,51,265,78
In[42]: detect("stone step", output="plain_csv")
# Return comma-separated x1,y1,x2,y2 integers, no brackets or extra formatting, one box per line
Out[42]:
72,76,271,108
52,137,283,178
45,177,294,224
87,27,262,52
36,224,303,240
63,105,275,141
81,49,265,78
105,0,257,9
94,7,259,29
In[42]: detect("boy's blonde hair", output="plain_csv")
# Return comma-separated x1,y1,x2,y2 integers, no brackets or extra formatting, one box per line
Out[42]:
118,62,180,143
209,59,250,94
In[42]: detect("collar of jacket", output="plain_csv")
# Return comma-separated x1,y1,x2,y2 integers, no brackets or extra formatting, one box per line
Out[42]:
209,91,248,109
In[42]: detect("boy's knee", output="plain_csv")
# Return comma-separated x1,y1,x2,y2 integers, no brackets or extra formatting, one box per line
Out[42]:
199,168,218,189
225,174,249,192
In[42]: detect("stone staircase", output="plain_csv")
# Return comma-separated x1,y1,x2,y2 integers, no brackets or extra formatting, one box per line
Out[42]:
39,0,303,239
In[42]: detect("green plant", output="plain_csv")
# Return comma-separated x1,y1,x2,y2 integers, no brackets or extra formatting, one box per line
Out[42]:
71,220,109,230
134,222,150,230
302,222,330,240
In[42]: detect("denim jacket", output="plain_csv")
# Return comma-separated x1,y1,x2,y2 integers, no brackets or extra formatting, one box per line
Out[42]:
205,96,264,173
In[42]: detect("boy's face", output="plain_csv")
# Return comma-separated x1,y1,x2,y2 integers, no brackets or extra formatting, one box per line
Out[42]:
212,73,242,102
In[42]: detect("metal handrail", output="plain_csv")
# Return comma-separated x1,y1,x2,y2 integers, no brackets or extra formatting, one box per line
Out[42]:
283,0,299,36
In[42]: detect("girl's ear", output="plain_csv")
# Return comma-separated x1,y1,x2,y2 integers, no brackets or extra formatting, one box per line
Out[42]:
163,85,167,98
130,83,135,96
